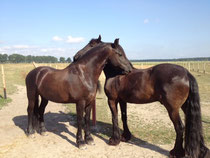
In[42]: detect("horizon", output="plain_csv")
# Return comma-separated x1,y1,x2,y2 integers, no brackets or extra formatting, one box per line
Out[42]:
0,1,210,60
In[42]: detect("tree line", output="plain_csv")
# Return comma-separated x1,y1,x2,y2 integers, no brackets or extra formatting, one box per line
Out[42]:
0,53,72,63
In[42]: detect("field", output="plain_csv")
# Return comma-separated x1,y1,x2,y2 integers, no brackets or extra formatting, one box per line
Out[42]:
0,62,209,157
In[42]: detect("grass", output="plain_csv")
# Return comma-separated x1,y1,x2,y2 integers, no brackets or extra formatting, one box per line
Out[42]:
0,97,12,110
0,63,69,107
0,62,209,146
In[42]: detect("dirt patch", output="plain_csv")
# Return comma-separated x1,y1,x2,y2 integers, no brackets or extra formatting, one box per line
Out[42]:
0,85,207,158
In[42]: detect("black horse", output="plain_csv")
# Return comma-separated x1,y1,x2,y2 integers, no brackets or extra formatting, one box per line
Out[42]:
74,36,209,158
25,39,132,149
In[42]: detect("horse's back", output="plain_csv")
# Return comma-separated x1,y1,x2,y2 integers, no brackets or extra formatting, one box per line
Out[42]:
151,63,188,79
26,66,55,86
26,66,56,97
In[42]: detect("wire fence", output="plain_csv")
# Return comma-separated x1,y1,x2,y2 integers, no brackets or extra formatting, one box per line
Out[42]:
132,61,210,74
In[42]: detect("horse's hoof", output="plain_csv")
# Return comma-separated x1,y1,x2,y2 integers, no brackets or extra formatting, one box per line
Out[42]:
86,139,95,146
121,133,131,142
169,148,185,158
108,137,120,146
78,143,87,150
26,128,35,136
40,132,48,136
85,135,95,145
28,133,36,138
85,137,95,145
77,140,87,149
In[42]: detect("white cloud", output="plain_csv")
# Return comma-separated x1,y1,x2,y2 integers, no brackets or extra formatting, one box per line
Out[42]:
2,46,11,49
13,45,30,49
52,36,63,41
40,48,65,52
66,36,85,43
0,41,81,58
143,18,149,24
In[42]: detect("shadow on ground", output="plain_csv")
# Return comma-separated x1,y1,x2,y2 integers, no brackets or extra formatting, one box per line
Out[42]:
13,111,169,156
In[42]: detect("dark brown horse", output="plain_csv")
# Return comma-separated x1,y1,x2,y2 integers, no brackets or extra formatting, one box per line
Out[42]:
74,36,209,157
104,64,209,158
25,39,133,149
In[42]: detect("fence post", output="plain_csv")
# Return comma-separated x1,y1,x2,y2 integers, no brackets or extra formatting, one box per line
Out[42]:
32,62,37,68
203,62,206,74
188,62,190,71
1,65,7,99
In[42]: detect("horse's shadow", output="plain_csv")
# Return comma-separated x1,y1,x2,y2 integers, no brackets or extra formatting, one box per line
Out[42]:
13,111,77,146
13,111,169,156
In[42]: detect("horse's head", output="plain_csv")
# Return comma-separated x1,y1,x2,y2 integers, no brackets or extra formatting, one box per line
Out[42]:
73,35,102,62
106,39,133,75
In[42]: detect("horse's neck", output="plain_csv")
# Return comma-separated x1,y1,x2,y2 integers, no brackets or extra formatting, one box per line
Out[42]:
84,50,110,83
103,65,123,79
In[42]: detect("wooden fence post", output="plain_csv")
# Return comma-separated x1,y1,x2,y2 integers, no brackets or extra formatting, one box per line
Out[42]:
203,62,206,74
197,62,200,72
1,65,7,99
32,62,37,68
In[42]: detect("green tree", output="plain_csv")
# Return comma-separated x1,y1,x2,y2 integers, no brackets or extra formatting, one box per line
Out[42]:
0,54,8,63
59,57,65,63
66,57,72,63
8,54,25,63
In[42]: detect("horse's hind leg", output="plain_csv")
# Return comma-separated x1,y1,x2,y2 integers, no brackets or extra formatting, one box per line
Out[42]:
119,100,131,142
167,108,185,157
38,96,48,135
27,93,39,135
84,100,95,145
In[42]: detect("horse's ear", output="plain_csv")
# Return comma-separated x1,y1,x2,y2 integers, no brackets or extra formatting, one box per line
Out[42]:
97,35,101,42
114,38,119,47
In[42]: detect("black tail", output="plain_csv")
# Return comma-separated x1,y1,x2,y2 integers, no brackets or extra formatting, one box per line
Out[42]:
185,72,209,158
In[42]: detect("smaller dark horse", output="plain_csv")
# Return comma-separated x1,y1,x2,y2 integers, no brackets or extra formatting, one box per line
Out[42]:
25,38,132,149
74,36,209,157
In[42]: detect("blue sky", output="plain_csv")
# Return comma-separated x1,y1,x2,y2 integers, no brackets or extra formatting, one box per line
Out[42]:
0,0,210,60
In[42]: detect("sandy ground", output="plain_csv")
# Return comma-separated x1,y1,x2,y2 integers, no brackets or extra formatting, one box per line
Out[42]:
0,85,208,158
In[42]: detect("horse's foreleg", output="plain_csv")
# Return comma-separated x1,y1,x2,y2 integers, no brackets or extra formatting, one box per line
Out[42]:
119,100,131,142
168,109,185,157
38,97,48,135
108,99,121,145
76,100,86,149
84,100,95,145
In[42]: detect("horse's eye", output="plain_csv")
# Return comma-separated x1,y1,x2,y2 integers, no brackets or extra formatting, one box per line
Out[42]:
117,52,122,56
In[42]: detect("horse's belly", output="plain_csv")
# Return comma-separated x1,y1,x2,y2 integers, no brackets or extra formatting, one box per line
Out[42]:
39,89,74,103
120,91,156,104
37,83,74,103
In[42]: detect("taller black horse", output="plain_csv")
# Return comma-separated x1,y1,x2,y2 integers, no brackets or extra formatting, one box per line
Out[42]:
74,36,209,158
25,39,132,149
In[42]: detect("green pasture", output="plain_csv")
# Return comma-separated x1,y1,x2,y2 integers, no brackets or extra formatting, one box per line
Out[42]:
0,62,209,146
